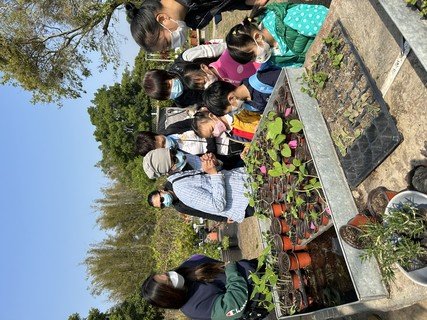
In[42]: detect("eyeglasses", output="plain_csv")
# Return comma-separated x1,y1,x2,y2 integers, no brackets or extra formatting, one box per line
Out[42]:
159,196,165,209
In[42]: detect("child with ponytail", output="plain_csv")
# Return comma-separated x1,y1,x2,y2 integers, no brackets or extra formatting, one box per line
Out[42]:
226,2,328,67
141,254,268,319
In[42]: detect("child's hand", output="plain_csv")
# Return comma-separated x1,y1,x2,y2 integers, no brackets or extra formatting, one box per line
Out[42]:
240,146,250,160
202,159,218,174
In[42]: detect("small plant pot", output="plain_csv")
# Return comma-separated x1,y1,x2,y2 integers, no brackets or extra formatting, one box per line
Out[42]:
270,217,291,234
271,202,284,218
339,224,369,249
278,251,291,273
347,213,373,227
289,252,312,270
206,232,218,242
367,186,398,219
321,212,330,226
290,271,306,290
280,235,308,251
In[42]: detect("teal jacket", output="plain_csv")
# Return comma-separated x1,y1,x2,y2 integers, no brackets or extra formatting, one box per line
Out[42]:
259,3,329,67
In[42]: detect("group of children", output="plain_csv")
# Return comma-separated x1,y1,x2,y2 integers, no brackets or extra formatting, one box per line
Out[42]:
125,1,329,319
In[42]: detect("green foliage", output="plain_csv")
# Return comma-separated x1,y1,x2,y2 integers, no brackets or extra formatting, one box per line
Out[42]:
68,293,164,320
89,51,172,190
360,202,427,285
301,71,329,98
221,236,230,250
109,292,164,320
323,35,344,69
0,1,142,104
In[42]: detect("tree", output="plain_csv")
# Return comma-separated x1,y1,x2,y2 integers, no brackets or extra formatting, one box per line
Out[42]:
86,180,158,301
68,294,164,320
88,51,171,190
0,0,139,104
109,292,164,320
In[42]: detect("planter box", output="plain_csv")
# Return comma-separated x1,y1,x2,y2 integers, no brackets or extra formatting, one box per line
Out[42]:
255,68,388,319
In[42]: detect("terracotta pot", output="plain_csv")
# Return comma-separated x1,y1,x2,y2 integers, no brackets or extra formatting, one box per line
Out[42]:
280,235,308,251
271,217,291,234
321,212,330,226
291,272,302,289
206,232,218,242
271,203,284,218
347,213,373,227
367,186,398,219
339,224,369,250
289,252,311,270
277,251,290,273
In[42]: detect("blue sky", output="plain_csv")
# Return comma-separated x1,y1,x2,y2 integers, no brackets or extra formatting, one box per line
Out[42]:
0,12,140,320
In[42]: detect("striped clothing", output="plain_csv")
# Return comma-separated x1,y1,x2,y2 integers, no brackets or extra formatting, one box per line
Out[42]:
167,168,250,223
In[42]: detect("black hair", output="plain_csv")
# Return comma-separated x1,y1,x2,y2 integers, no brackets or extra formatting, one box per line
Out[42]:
191,111,213,137
126,1,164,52
170,61,213,91
141,262,224,309
142,69,175,100
182,63,208,90
147,190,161,207
202,81,236,116
135,131,158,157
226,17,260,64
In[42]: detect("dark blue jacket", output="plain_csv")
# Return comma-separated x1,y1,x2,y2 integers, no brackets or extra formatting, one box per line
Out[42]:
178,0,253,29
178,255,257,320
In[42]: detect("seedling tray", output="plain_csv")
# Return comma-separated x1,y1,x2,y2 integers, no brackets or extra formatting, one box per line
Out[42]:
308,21,402,188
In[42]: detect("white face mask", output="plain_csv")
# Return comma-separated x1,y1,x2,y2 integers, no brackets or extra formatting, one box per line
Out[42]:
254,38,272,63
160,18,189,49
204,73,218,89
231,97,244,113
167,271,185,289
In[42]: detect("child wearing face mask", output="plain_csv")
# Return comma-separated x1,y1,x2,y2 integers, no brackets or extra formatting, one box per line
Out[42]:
203,65,282,115
192,110,260,145
142,63,206,107
141,254,268,320
126,0,266,52
178,42,261,87
226,2,329,67
143,55,260,107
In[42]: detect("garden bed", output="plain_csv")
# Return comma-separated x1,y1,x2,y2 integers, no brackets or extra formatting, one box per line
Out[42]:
246,68,388,319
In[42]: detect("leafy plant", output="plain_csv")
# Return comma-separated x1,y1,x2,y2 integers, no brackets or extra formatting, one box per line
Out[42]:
301,71,329,98
221,236,230,250
360,202,427,285
323,35,344,69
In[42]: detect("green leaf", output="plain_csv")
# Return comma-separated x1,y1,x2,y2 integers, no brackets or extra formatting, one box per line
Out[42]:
267,149,278,161
281,143,291,158
289,119,303,133
274,134,286,146
268,169,282,177
292,158,301,167
267,117,283,139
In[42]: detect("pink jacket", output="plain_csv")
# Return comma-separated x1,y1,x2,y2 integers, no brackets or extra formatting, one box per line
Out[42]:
209,50,261,86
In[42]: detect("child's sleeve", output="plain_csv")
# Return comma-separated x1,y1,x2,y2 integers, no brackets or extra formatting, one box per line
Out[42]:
210,262,249,320
181,42,227,62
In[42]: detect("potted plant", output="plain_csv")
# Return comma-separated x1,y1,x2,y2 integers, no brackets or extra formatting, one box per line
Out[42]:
360,190,427,286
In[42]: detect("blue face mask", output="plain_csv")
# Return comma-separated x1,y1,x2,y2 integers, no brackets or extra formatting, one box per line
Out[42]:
165,136,178,150
170,78,184,99
174,151,187,172
162,193,174,207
